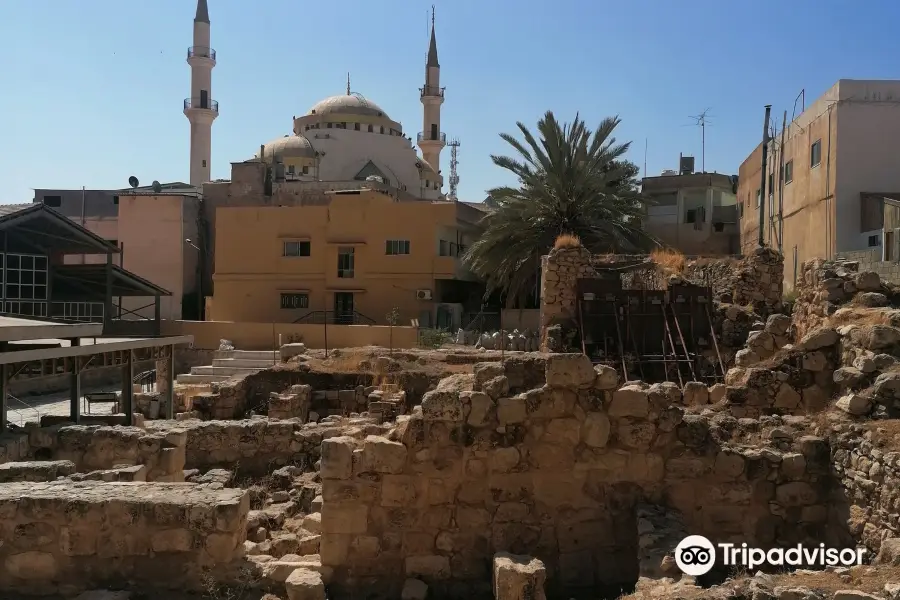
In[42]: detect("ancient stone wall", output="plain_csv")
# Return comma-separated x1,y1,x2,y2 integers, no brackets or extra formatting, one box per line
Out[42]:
316,354,841,598
146,416,381,476
0,481,248,596
0,425,186,482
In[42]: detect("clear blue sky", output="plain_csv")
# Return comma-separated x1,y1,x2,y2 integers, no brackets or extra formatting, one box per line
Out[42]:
2,0,900,203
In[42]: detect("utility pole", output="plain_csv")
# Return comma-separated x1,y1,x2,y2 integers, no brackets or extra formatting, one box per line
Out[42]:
778,110,787,252
758,105,772,248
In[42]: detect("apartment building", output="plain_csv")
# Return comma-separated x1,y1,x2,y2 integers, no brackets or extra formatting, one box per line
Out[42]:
738,79,900,288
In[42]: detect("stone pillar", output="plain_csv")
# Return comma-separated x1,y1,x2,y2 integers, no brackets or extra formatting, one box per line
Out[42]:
156,355,170,398
539,246,595,351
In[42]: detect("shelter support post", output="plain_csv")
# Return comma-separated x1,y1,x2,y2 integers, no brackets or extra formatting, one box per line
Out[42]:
122,350,134,426
104,252,113,330
0,363,8,431
165,345,175,419
69,339,81,424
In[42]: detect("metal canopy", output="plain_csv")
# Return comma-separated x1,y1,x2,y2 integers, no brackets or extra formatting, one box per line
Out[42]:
0,204,119,255
0,315,103,342
52,264,171,300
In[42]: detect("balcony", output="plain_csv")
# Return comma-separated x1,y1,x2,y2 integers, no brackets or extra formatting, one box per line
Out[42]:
418,131,447,144
184,97,219,113
420,86,445,98
187,46,216,60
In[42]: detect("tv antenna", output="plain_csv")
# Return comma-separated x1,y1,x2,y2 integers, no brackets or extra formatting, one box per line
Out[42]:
448,138,461,201
687,108,713,173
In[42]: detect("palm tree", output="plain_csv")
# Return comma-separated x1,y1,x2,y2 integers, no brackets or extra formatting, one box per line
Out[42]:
463,111,656,306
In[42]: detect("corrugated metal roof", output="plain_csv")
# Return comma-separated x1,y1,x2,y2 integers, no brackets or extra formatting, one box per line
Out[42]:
0,204,38,218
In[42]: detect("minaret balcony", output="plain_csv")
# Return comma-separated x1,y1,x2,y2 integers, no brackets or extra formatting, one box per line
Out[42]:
418,131,446,144
184,98,219,113
187,46,216,62
420,86,445,98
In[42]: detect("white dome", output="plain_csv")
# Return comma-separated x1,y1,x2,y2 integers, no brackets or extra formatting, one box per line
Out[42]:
258,134,316,160
308,93,389,119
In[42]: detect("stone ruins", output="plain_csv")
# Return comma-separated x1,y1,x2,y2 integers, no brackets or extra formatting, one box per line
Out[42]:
3,246,900,600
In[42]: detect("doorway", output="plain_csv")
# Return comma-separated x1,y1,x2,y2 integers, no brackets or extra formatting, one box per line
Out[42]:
334,292,354,324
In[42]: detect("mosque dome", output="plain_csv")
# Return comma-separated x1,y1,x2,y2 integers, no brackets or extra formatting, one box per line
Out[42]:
259,134,316,160
308,93,390,119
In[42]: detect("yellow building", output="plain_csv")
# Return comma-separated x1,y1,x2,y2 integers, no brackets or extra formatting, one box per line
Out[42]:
210,189,486,327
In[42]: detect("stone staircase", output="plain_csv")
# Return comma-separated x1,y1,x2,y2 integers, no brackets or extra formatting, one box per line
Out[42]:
175,350,279,385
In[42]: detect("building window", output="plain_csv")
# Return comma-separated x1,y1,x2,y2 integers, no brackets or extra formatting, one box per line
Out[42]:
43,195,62,207
385,240,411,255
337,247,355,278
739,203,744,219
354,123,360,131
887,231,895,261
327,123,333,129
287,165,295,175
869,234,880,247
380,126,384,134
202,160,207,168
811,139,822,168
4,253,48,302
784,160,793,184
368,125,373,133
768,173,774,197
112,195,119,205
302,165,309,175
755,189,761,208
283,240,311,257
280,292,309,310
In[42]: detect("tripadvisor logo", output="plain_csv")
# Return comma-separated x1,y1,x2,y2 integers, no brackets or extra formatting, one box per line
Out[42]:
674,535,866,576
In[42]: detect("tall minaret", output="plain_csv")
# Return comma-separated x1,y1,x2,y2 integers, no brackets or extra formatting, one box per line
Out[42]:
419,7,446,175
184,0,218,187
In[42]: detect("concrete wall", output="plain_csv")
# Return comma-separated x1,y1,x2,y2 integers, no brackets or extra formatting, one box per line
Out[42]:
835,249,900,285
33,189,119,218
161,319,419,350
117,194,197,320
500,308,540,332
211,189,476,325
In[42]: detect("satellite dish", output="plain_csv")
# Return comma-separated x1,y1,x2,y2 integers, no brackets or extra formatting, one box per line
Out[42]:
128,176,139,188
151,181,162,193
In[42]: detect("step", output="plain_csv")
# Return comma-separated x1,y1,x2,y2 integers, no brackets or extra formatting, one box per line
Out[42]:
190,365,264,377
211,358,277,369
215,350,280,361
176,373,230,385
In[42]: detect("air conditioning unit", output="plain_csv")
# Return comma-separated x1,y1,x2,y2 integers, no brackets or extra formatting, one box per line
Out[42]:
416,289,433,300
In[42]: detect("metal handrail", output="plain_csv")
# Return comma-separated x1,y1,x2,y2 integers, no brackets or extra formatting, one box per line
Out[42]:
184,97,219,112
419,86,445,98
187,46,216,60
417,131,447,144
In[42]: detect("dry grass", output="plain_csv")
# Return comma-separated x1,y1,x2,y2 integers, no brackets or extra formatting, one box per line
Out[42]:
826,307,895,328
650,247,687,274
864,418,900,450
553,233,582,249
320,354,367,373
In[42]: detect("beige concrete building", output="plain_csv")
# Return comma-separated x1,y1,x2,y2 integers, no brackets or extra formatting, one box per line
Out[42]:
641,167,739,255
739,79,900,288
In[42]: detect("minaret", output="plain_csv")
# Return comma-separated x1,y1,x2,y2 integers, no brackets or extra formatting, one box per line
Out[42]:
419,7,446,174
184,0,218,187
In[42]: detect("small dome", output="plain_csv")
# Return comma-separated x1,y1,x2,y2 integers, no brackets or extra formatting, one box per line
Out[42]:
308,93,389,119
259,134,316,160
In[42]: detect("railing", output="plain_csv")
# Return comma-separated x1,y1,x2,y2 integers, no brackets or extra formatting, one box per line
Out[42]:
184,97,219,112
420,86,445,98
417,131,447,144
187,46,216,60
294,310,377,325
438,240,467,258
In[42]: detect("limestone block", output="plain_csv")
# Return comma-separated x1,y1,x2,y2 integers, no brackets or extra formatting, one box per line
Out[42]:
462,391,494,427
773,384,801,409
708,383,727,404
401,578,429,600
406,554,451,578
320,436,356,479
799,327,838,350
497,396,527,425
774,482,818,507
609,385,649,418
362,435,407,474
682,382,709,406
545,353,595,389
581,412,611,448
493,552,547,600
421,390,464,422
855,270,882,292
285,567,325,600
483,375,511,400
321,504,367,535
594,364,619,390
836,393,872,416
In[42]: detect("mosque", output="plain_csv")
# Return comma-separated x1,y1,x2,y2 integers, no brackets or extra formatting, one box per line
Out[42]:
185,0,449,201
